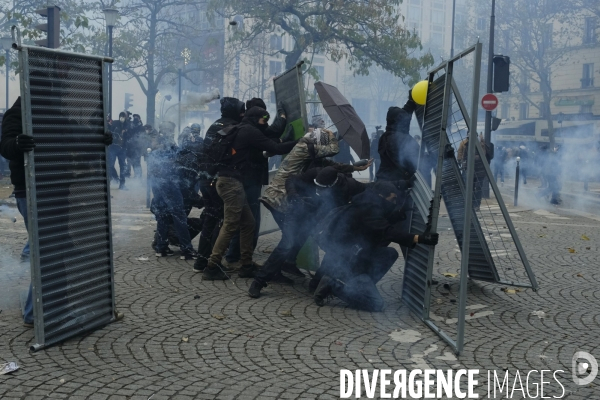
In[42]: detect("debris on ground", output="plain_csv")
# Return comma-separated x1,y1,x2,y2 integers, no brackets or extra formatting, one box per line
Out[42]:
280,310,292,317
194,295,200,299
581,234,590,241
212,314,225,320
531,311,545,319
442,272,458,278
182,336,189,342
501,287,523,294
0,362,19,375
136,257,149,261
567,247,576,253
576,274,583,278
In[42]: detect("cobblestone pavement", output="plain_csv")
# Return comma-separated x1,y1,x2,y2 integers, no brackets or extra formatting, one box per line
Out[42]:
0,185,599,399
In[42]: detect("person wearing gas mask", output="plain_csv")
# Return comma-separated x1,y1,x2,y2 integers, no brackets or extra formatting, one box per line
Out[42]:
193,98,246,274
312,181,438,311
223,98,290,267
376,92,419,183
202,107,298,281
109,111,130,189
248,165,377,298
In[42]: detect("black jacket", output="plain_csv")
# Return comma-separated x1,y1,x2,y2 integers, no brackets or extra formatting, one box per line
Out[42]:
0,97,25,193
248,113,287,185
219,108,297,182
285,166,369,219
111,119,129,148
317,188,415,255
376,98,419,182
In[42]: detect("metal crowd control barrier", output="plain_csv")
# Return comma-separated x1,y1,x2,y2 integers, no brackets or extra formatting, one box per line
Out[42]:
402,42,538,355
13,27,117,351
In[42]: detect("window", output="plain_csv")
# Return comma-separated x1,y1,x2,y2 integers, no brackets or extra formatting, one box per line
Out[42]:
312,65,325,80
408,5,422,22
519,103,528,120
477,17,487,31
269,61,282,76
584,18,596,44
581,63,594,88
270,35,283,51
501,103,509,119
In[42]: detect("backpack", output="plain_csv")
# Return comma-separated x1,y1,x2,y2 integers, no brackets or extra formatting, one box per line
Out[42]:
203,125,239,175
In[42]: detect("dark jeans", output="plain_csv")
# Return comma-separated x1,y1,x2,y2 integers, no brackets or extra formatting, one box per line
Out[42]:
108,145,126,185
196,180,223,268
493,163,504,182
225,182,262,263
153,181,194,253
127,154,142,179
16,196,33,324
320,246,398,311
254,205,314,285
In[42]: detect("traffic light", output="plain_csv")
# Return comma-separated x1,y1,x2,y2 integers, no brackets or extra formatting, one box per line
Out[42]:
492,55,510,93
124,93,133,111
35,6,61,49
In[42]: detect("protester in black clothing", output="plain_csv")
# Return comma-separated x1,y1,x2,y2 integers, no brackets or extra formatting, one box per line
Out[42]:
376,93,419,182
203,107,298,280
125,114,144,179
493,146,507,184
109,111,129,189
148,136,198,260
248,166,376,298
193,97,246,273
312,181,438,311
224,98,288,265
518,143,529,184
369,127,383,182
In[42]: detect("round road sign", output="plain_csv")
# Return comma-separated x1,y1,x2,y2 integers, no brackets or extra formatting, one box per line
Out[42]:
481,93,499,111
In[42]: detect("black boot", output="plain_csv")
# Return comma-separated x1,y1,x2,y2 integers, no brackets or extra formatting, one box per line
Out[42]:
248,280,267,298
272,272,294,285
314,275,333,307
239,262,260,278
202,265,229,280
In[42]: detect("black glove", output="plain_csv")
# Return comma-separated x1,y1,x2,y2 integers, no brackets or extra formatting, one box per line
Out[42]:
16,134,35,152
408,89,413,102
277,101,287,118
103,132,113,145
418,233,439,246
280,125,295,143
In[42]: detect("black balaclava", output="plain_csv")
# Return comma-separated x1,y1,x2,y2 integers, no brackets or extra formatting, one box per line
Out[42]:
386,106,412,133
371,181,399,214
220,97,246,122
244,106,270,133
246,98,267,111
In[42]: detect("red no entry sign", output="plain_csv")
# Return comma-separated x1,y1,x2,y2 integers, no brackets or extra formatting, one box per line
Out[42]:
481,93,499,111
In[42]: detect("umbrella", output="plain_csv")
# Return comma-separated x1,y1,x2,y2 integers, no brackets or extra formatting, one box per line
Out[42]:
314,81,370,159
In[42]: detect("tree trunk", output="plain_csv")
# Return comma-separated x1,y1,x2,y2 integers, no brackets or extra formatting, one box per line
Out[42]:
146,13,157,126
285,41,305,70
543,94,555,150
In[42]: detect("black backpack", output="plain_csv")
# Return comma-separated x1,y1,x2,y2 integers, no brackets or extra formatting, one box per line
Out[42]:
203,125,239,175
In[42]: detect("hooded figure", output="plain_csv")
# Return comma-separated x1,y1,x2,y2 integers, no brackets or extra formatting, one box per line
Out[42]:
109,111,130,189
202,106,298,281
375,93,419,182
193,97,246,273
261,128,339,216
312,183,438,311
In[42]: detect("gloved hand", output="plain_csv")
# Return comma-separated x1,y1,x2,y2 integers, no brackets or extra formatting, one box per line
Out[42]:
280,125,295,143
418,233,439,246
277,101,287,118
16,134,35,152
103,132,113,145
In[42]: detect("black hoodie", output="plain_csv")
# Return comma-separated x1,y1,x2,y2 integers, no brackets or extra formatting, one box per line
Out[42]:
376,97,419,182
0,97,26,194
218,107,297,182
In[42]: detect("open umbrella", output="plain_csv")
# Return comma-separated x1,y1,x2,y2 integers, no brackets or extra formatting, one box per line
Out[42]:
314,81,370,159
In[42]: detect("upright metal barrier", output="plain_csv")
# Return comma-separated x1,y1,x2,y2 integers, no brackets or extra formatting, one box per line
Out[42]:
402,42,538,355
13,28,117,351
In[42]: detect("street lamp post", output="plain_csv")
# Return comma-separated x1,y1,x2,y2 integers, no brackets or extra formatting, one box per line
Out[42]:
483,0,496,198
1,36,13,111
103,8,119,119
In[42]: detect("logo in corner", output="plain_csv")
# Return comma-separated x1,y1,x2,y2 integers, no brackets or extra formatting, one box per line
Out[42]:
572,351,598,386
